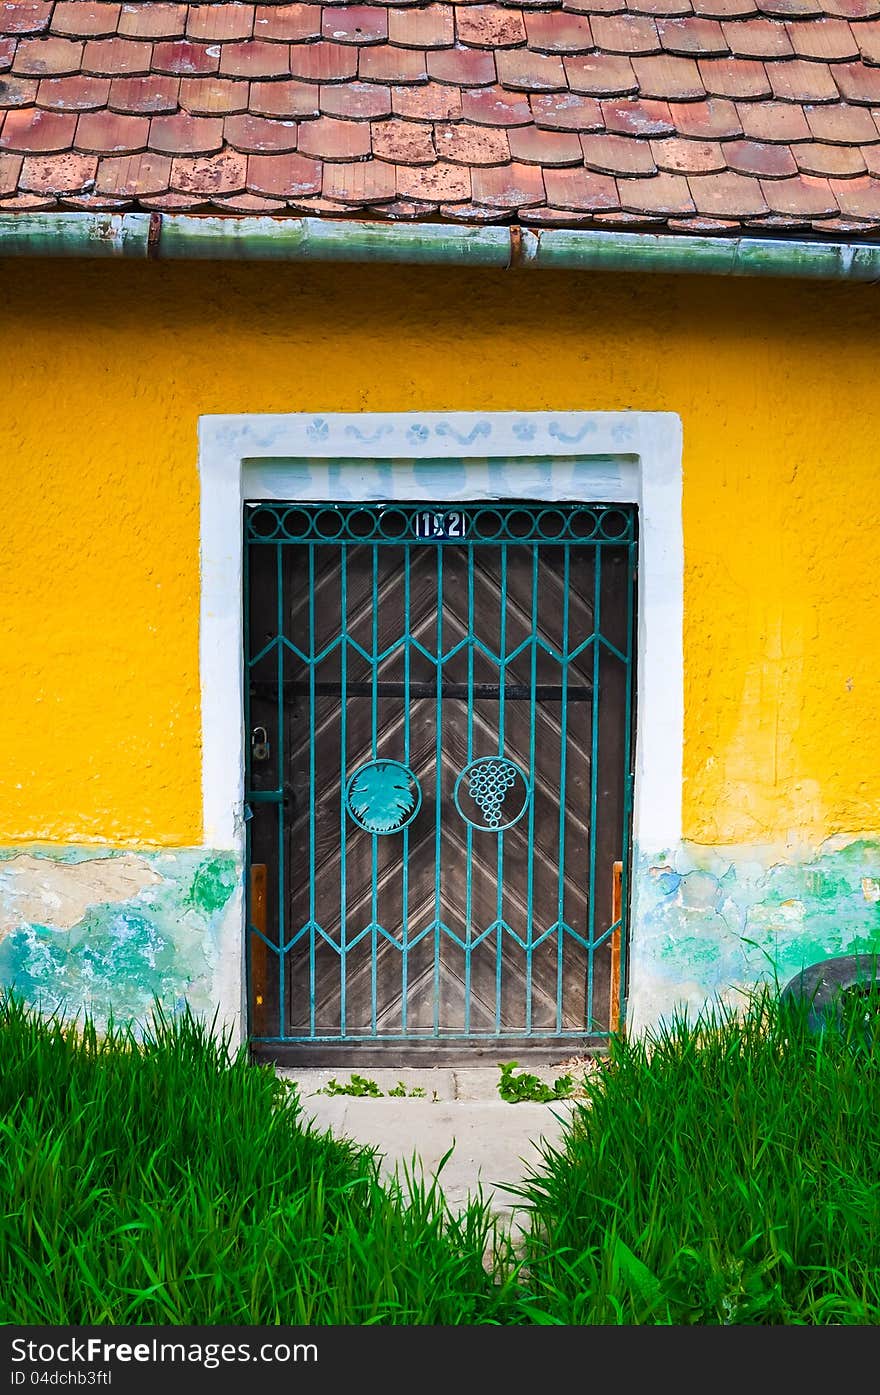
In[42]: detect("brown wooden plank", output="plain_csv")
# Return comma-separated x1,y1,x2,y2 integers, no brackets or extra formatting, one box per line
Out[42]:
609,859,623,1034
250,863,270,1037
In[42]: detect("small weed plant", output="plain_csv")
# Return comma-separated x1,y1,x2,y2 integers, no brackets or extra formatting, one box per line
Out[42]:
497,1062,576,1103
317,1075,426,1098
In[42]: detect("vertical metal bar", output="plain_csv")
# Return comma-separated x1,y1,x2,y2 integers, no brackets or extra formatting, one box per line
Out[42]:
276,542,286,1038
464,542,475,1036
586,543,602,1029
401,541,411,1036
555,545,571,1033
339,545,348,1037
495,542,507,1033
433,541,443,1037
243,522,254,1035
525,544,538,1034
617,528,637,1035
308,544,316,1040
370,542,379,1037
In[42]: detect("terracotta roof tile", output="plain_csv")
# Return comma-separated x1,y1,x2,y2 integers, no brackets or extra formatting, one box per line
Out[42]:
525,12,595,49
52,5,122,40
833,55,880,95
3,1,880,232
149,110,224,154
297,112,371,157
322,6,388,45
0,150,23,192
253,5,322,42
508,122,584,159
543,165,619,207
395,157,471,197
391,80,462,117
358,42,426,80
698,55,772,94
760,168,838,206
454,7,528,48
20,149,97,190
583,128,659,167
152,40,220,75
657,15,729,49
1,75,39,106
633,52,706,93
224,111,299,150
531,90,603,127
829,171,880,211
323,156,396,201
736,94,811,134
251,79,320,117
246,149,321,194
220,40,292,78
804,96,878,135
461,83,532,121
2,4,52,37
590,14,662,49
320,79,391,116
794,136,866,170
95,150,172,194
82,38,152,76
388,5,455,47
118,5,188,41
472,159,546,203
38,75,111,109
724,133,798,169
688,165,769,206
110,75,181,113
602,95,676,130
372,116,436,160
786,15,857,55
186,4,254,41
214,190,285,209
767,55,840,97
496,47,567,87
651,132,726,165
75,108,148,152
14,37,84,76
428,44,497,83
177,76,245,114
723,17,794,52
435,119,511,161
0,107,76,151
171,147,247,193
564,52,638,92
619,167,694,207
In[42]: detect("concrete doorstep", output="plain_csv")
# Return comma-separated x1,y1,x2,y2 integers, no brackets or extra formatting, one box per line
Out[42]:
277,1066,585,1234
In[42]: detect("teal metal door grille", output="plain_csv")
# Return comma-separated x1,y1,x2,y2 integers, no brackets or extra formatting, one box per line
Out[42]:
244,499,637,1060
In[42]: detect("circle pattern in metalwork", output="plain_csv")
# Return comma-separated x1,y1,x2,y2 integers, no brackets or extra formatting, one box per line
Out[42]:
346,760,422,834
246,502,636,545
453,758,531,832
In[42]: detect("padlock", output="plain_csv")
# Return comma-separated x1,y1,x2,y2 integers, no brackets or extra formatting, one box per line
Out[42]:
251,726,271,762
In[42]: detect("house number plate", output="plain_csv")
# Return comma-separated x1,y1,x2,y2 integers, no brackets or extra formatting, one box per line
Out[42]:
413,510,468,540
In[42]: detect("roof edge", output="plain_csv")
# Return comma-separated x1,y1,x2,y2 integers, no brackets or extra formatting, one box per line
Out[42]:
1,212,880,283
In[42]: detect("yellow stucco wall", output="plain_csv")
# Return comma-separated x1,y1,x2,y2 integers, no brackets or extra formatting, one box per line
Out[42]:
2,258,879,849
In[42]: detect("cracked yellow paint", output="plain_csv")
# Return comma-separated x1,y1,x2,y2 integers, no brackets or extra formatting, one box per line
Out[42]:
1,259,879,847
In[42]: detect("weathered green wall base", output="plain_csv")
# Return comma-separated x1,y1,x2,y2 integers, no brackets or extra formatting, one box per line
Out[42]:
0,848,239,1032
629,835,880,1034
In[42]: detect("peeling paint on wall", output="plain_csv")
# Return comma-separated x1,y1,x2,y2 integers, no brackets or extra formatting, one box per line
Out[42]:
0,848,239,1032
628,836,880,1034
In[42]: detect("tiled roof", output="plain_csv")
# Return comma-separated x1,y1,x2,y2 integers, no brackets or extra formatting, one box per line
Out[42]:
4,1,880,233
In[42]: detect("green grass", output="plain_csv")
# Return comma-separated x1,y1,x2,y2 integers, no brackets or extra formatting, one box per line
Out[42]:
514,983,880,1325
0,993,520,1326
3,983,880,1325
